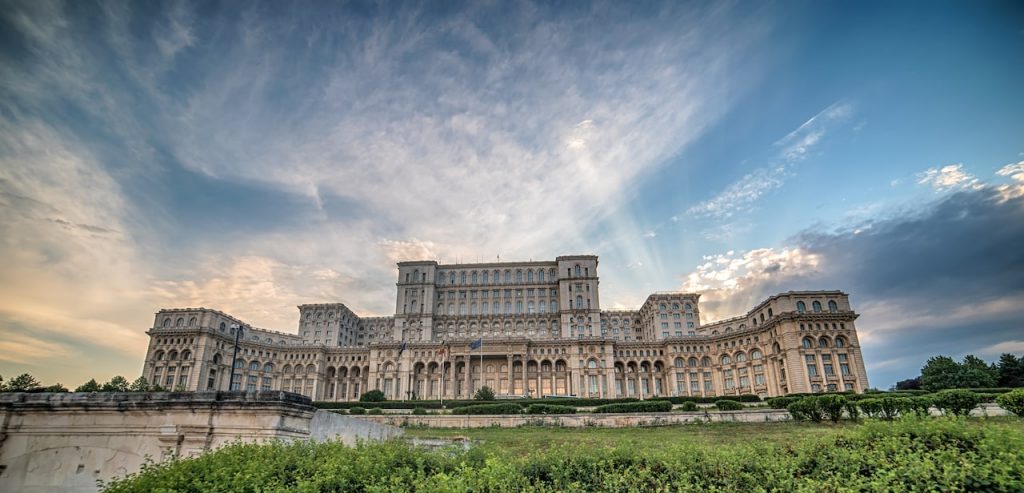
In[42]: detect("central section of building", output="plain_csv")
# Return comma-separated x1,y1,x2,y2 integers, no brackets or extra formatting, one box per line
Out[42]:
144,255,869,401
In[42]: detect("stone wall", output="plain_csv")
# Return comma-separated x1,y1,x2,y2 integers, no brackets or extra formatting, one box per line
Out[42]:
0,392,401,493
356,409,794,428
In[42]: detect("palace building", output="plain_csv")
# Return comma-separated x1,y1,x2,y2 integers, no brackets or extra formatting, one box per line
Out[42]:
142,255,869,401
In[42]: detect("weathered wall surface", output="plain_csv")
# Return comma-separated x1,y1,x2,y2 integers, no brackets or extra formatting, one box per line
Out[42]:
0,392,401,493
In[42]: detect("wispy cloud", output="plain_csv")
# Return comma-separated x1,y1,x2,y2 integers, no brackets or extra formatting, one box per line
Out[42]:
686,101,854,220
917,163,980,191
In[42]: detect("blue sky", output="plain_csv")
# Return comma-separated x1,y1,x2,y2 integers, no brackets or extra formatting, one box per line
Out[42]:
1,0,1022,389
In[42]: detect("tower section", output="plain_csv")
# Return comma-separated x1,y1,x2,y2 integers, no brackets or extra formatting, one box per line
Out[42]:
394,261,439,341
556,255,600,339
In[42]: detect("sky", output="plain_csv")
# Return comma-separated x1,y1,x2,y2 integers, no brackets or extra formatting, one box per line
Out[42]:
1,0,1022,390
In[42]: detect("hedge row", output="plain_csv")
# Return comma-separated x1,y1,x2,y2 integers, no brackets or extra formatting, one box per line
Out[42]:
450,403,525,415
665,394,761,404
445,397,639,409
593,400,673,413
524,404,576,415
785,389,993,422
314,401,445,410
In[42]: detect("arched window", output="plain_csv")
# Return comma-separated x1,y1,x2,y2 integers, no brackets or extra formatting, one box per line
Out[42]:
689,357,699,367
264,363,274,373
515,301,522,314
587,359,598,369
721,355,732,365
162,318,172,327
796,301,806,313
659,304,667,311
818,337,830,348
182,350,191,360
482,272,488,284
438,273,446,284
674,358,684,368
461,272,467,284
828,300,838,313
249,361,260,371
233,359,244,369
187,317,197,326
410,300,417,312
672,303,679,310
504,302,511,314
576,295,583,309
702,357,712,367
685,303,692,310
802,337,813,349
504,270,511,283
219,322,226,331
835,336,846,348
448,303,455,315
470,302,477,315
514,270,521,283
759,313,765,322
472,272,478,284
527,301,534,313
168,350,178,360
751,349,763,360
175,318,184,327
527,270,534,282
768,308,773,318
812,301,822,313
155,350,165,361
538,270,545,282
735,352,747,362
437,303,444,313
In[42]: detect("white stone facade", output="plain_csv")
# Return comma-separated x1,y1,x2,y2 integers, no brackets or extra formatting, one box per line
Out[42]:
142,255,869,400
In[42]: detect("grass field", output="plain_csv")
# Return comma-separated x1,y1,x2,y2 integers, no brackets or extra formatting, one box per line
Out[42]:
403,418,1024,456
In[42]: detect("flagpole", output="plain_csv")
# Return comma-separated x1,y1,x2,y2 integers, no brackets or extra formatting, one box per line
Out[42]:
440,343,446,406
479,339,484,395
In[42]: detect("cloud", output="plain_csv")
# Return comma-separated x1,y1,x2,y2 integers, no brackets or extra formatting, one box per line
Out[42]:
687,101,854,220
978,340,1024,357
917,163,981,191
679,184,1024,388
0,332,70,365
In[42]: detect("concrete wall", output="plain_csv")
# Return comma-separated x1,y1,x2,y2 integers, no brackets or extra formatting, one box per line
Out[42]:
356,409,794,428
0,392,401,493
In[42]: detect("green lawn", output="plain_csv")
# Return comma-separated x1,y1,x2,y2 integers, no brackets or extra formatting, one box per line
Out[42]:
403,418,1024,457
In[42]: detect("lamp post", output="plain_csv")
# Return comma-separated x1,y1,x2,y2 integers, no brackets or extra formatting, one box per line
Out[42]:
228,323,244,391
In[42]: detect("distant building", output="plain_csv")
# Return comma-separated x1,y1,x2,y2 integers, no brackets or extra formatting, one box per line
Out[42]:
143,255,869,400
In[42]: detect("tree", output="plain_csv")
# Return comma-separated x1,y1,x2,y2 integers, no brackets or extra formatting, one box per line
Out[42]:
996,353,1024,387
920,356,961,392
958,355,998,388
474,385,496,401
3,373,41,392
129,376,151,392
43,383,69,392
996,388,1024,416
76,379,101,393
101,376,130,392
894,377,921,390
359,389,386,402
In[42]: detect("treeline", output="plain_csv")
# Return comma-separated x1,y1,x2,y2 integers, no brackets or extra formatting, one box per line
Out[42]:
896,353,1024,391
0,373,168,393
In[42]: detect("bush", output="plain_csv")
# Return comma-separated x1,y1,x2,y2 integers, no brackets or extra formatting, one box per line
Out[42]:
474,386,496,401
817,394,847,423
593,400,673,413
714,400,744,411
877,397,908,420
787,396,823,422
932,389,981,416
858,398,882,418
446,397,637,409
315,401,444,410
996,388,1024,416
348,406,366,415
679,401,699,412
368,408,383,415
843,399,861,420
907,396,933,417
412,407,427,415
766,396,800,409
666,394,761,405
525,404,576,415
450,403,523,415
359,390,386,403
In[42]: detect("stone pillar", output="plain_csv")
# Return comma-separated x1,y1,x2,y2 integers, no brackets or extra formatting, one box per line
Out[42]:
522,357,528,397
507,355,514,395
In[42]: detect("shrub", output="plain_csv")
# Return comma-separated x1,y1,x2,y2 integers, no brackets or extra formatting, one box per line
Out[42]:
451,403,523,415
368,408,383,415
348,406,366,415
474,386,496,401
525,404,576,415
766,396,800,409
858,398,882,418
315,401,444,410
787,396,823,422
714,400,744,411
593,400,673,413
412,407,427,415
843,399,860,420
679,401,699,412
877,397,908,420
359,390,386,402
996,388,1024,416
932,389,981,416
817,394,847,423
907,396,933,417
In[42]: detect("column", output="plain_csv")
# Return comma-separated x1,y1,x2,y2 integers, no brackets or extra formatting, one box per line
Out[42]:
522,356,528,397
507,355,514,395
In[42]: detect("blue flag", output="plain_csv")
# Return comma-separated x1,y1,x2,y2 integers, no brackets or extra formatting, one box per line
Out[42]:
469,338,482,350
398,341,407,355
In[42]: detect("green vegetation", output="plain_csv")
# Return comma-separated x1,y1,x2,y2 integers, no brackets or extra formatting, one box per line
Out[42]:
102,418,1024,492
452,403,524,415
678,401,699,412
524,403,576,415
593,400,673,413
359,389,386,402
713,399,743,411
473,385,496,401
348,406,366,415
899,352,1024,391
997,389,1024,417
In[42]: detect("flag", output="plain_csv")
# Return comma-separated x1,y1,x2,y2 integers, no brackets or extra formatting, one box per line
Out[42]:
469,338,482,350
437,342,447,358
397,341,407,356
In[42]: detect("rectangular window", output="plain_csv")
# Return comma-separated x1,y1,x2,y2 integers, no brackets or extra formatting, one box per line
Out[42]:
704,380,714,392
739,376,749,388
662,332,669,338
807,364,818,377
687,322,694,328
755,374,765,386
840,363,850,375
824,364,835,376
725,378,735,389
690,380,700,392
